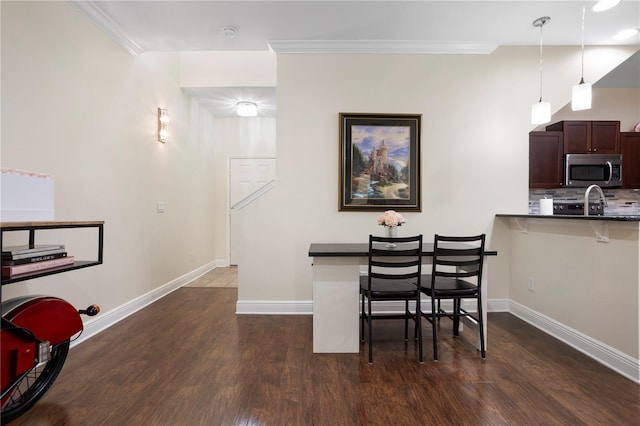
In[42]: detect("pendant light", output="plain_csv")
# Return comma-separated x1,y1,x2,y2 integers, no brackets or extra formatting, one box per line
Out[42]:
531,17,551,125
572,2,592,111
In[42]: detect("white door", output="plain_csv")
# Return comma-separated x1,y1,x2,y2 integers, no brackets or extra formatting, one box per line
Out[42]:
229,158,276,265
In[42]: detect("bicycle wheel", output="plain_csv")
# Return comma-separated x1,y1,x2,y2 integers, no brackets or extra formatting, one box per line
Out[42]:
1,339,70,423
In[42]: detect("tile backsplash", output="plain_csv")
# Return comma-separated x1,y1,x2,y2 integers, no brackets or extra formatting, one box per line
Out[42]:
529,188,640,216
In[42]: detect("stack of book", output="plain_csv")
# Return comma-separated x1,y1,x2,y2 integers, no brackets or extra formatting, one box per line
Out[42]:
2,244,73,278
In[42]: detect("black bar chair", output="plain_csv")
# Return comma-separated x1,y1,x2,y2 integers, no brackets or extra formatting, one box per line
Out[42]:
420,234,486,361
360,234,423,364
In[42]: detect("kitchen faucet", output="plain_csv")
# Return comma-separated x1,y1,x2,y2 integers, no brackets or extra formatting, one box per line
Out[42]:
584,184,607,216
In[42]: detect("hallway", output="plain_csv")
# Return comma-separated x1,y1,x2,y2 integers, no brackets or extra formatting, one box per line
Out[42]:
184,266,238,288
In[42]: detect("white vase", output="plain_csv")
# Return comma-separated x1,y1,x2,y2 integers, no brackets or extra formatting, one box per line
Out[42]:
385,226,397,247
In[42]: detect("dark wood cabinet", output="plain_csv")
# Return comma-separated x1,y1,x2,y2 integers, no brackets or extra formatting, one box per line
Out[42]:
621,132,640,188
529,131,563,188
546,120,590,154
592,121,621,153
546,120,620,154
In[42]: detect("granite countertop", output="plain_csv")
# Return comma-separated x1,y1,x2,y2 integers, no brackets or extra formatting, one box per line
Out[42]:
496,214,640,222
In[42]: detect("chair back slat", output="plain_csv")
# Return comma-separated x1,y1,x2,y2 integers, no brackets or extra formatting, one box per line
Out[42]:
371,259,421,268
434,270,478,279
370,271,420,281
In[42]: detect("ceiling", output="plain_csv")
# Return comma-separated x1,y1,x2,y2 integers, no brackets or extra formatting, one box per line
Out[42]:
71,1,640,116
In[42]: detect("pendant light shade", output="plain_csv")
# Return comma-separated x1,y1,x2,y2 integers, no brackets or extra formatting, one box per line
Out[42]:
531,17,551,125
572,2,592,111
572,80,592,111
531,101,551,125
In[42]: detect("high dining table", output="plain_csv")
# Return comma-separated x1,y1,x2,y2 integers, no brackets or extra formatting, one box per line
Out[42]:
308,242,497,353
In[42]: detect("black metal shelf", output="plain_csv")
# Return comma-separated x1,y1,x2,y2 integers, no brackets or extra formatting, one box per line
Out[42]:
1,221,104,286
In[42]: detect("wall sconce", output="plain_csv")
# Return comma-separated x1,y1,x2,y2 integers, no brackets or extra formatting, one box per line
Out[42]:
572,2,592,111
158,108,169,143
531,17,551,125
236,101,258,117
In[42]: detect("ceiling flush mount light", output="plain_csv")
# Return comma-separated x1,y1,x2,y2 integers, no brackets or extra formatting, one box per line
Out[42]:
592,0,620,12
236,101,258,117
572,2,592,111
531,17,551,125
158,108,169,143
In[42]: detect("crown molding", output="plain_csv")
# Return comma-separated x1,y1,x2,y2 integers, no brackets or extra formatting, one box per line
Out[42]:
268,40,498,54
69,0,144,56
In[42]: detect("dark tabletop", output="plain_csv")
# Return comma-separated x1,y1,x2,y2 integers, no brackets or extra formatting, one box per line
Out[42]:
308,243,497,257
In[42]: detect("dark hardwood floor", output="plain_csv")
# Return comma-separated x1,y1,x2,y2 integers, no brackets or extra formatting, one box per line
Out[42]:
9,288,639,425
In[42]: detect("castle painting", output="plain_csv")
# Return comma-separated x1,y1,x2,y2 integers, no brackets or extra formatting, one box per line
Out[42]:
350,125,411,201
339,113,421,211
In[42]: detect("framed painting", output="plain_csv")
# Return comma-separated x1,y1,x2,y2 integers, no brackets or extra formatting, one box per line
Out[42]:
339,113,421,211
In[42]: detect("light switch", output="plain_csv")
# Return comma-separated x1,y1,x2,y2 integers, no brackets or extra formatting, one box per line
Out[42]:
156,202,166,213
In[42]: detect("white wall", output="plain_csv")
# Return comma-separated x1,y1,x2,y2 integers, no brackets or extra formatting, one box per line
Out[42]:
179,51,277,88
236,46,637,304
1,2,217,313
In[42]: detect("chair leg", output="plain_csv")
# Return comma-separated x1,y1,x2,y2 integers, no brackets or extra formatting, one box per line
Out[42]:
417,297,423,363
431,296,438,361
453,298,460,337
368,296,373,364
477,295,486,359
360,293,365,343
404,299,409,341
414,296,420,340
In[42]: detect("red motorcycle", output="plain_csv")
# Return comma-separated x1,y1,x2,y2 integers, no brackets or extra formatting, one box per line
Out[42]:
1,296,99,422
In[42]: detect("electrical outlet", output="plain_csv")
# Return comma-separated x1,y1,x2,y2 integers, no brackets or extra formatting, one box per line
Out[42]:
528,277,534,291
156,202,166,213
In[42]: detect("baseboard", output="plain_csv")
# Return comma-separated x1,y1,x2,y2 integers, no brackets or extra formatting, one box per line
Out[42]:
70,261,218,348
234,298,510,316
488,298,509,312
235,300,313,315
509,300,640,384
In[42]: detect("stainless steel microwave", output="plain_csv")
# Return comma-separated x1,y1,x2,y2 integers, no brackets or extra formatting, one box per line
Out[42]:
564,154,622,188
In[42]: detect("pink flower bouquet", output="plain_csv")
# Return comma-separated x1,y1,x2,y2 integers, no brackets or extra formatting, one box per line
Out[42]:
377,210,406,227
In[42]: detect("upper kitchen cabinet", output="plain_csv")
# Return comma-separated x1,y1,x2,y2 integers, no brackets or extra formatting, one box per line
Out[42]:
621,132,640,188
529,131,563,189
546,120,620,154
